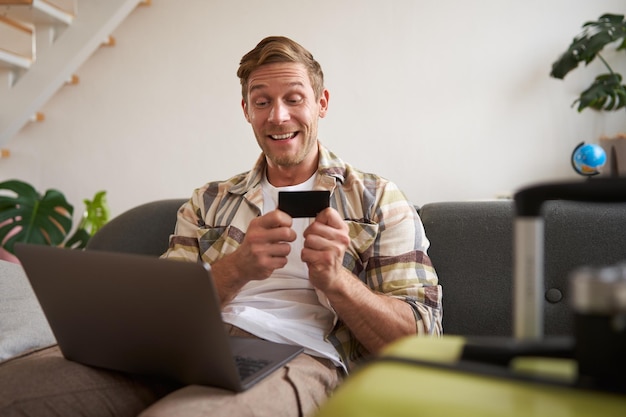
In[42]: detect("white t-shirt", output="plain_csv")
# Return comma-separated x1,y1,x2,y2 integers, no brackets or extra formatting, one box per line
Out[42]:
221,174,344,369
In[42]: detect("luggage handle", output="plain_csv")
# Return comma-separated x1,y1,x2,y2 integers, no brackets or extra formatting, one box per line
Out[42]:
512,178,626,340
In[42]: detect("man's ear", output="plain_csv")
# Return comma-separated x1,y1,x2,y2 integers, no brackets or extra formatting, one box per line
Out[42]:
242,99,251,123
319,89,330,118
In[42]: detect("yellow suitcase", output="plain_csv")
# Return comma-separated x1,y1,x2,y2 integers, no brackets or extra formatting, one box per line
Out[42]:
316,336,626,417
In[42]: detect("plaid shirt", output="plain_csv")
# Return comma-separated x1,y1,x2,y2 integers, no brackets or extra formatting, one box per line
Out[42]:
162,142,442,371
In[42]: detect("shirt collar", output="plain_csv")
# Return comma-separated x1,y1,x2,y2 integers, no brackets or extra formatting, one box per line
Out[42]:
229,141,347,196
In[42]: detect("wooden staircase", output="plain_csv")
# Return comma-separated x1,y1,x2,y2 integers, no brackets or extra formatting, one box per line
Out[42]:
0,0,148,151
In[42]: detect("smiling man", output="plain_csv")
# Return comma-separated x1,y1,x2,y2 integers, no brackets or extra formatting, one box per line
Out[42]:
152,36,443,416
0,36,441,417
244,63,325,181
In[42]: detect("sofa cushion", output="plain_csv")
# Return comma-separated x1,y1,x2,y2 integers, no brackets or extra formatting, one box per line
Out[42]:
0,345,179,416
0,260,56,362
86,199,186,256
420,201,514,337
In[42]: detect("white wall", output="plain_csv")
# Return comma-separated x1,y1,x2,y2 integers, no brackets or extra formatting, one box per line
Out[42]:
2,0,626,222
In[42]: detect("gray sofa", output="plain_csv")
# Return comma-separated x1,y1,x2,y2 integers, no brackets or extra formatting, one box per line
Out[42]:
1,196,626,415
86,197,626,338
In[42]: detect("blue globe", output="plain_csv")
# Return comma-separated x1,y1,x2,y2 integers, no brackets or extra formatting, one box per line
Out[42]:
571,143,606,176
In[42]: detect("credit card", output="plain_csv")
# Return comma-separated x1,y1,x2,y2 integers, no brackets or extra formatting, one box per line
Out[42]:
278,190,330,218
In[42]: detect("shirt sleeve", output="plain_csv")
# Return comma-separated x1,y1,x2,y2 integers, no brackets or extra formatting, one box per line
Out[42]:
360,183,442,336
160,191,204,263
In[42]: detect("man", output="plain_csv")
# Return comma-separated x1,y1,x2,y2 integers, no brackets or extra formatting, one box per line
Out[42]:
0,36,441,417
148,36,442,416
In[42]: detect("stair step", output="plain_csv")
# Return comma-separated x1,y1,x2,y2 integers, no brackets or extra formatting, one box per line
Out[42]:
0,0,75,25
0,49,32,69
0,15,35,70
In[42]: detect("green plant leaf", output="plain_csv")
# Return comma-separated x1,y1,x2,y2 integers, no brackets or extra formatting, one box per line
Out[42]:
64,190,110,249
76,190,109,236
550,13,626,79
0,179,73,254
574,73,626,111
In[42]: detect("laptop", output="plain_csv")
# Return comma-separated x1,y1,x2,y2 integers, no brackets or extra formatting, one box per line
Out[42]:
15,243,304,392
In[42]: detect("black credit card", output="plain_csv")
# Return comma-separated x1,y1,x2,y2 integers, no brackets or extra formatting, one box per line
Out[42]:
278,190,330,218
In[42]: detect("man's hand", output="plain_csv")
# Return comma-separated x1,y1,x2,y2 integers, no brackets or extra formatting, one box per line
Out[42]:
211,210,296,305
235,210,296,280
302,207,418,354
301,207,351,293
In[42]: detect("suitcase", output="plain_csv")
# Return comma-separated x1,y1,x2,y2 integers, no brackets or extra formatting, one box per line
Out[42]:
316,337,626,417
316,178,626,417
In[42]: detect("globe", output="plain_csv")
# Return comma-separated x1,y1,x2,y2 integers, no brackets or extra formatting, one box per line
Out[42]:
571,143,606,176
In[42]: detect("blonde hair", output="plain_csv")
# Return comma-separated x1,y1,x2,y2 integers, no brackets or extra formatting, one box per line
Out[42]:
237,36,324,103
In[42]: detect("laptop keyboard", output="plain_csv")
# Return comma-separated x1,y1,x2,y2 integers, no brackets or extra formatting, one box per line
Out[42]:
235,355,272,380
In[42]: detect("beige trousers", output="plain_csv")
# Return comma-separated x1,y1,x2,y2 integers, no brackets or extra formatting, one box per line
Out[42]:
139,325,343,417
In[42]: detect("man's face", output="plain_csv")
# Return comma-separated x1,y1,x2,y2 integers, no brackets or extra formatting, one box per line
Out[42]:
242,62,328,175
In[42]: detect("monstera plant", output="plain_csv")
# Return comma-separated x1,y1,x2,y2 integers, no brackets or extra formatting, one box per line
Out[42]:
550,13,626,113
0,179,109,256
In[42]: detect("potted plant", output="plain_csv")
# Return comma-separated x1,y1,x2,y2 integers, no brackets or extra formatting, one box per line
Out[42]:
550,13,626,176
0,179,109,262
